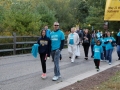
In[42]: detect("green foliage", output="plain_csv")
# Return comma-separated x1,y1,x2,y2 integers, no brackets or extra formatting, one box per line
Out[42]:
0,0,120,35
0,0,56,35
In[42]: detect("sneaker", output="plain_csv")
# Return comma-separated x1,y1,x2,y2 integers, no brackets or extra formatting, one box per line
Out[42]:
97,69,100,72
101,60,103,62
60,56,62,60
109,63,112,65
41,73,47,79
118,58,120,60
52,76,59,81
84,57,88,60
75,56,78,59
71,59,74,63
91,56,94,58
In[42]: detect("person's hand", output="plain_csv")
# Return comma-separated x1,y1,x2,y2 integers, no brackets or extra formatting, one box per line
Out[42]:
86,38,88,40
109,40,112,42
47,57,50,60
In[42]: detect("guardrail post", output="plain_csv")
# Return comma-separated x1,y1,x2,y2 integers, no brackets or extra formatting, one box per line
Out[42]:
13,32,16,55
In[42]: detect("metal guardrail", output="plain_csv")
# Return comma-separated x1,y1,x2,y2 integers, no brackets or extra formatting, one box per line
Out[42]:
0,33,67,56
0,33,39,55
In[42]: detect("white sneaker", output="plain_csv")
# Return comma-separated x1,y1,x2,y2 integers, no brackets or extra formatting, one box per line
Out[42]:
52,76,59,81
109,63,111,65
71,59,74,63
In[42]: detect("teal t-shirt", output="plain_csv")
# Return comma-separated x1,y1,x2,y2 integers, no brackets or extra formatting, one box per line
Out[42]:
100,38,105,47
69,33,74,45
46,29,51,38
50,30,65,51
96,32,101,38
93,45,103,60
117,32,120,36
104,37,115,50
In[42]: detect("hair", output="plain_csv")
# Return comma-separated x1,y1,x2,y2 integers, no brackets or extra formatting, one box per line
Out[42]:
41,29,46,36
106,31,111,37
96,40,101,46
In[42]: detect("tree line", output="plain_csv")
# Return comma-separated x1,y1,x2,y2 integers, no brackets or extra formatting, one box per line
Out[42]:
0,0,120,36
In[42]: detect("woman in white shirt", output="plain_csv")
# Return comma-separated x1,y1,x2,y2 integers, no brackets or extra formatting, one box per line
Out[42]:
67,27,80,62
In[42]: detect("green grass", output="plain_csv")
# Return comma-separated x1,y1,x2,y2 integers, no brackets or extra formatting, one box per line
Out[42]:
90,71,120,90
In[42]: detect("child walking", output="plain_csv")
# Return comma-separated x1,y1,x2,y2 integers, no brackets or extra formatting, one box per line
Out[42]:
93,40,103,71
37,29,51,79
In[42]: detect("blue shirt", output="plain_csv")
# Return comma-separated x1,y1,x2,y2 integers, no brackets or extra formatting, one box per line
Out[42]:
100,38,105,47
96,32,101,38
93,45,103,60
117,32,120,36
69,33,74,45
46,29,51,38
104,37,115,50
50,29,65,51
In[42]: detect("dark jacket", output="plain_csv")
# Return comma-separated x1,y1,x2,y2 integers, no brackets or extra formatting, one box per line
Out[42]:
82,33,91,46
37,36,51,57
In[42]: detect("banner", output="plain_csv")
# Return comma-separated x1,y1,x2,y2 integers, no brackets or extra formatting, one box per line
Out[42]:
104,0,120,21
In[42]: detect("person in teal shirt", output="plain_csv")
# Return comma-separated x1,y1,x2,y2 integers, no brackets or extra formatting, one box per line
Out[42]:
90,30,96,58
104,32,116,65
93,40,103,72
44,25,51,38
100,35,106,61
50,22,65,81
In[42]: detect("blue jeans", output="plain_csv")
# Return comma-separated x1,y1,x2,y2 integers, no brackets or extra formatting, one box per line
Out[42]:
106,49,113,63
51,49,60,76
91,45,94,57
117,45,120,59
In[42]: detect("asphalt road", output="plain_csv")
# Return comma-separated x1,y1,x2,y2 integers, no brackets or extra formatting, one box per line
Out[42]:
0,47,118,90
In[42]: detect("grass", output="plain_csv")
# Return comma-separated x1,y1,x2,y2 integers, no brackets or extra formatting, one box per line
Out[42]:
90,71,120,90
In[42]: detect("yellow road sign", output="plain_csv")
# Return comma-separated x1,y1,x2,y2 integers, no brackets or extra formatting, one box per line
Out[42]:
104,0,120,21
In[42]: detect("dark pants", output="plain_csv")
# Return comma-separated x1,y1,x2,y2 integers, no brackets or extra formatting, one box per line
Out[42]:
94,59,100,69
103,46,106,60
83,45,89,57
40,53,46,73
91,45,94,57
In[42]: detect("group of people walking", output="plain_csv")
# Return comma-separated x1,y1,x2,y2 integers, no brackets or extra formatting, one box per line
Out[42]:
34,21,120,81
67,27,118,72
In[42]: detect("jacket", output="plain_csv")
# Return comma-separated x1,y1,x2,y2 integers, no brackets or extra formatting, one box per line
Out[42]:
31,44,39,58
37,36,51,57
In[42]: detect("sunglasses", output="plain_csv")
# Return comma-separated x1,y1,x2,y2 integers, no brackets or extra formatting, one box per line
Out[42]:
54,25,59,26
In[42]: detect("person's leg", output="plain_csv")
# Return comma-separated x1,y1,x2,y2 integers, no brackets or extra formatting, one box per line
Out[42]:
96,60,100,71
91,45,94,57
83,45,86,58
108,49,113,64
68,45,72,58
52,49,61,81
101,53,104,60
103,46,106,60
94,60,97,68
117,45,120,60
85,45,89,59
60,54,62,60
71,45,77,62
40,53,46,78
53,49,61,76
96,60,100,69
106,50,109,62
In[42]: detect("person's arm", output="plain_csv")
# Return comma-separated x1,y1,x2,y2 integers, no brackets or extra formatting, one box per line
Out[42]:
47,39,51,57
59,31,65,51
59,40,64,51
